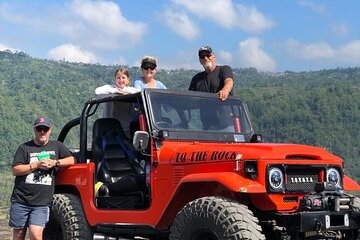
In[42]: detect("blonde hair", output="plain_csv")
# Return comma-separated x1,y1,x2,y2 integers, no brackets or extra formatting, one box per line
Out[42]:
114,67,131,86
141,55,157,67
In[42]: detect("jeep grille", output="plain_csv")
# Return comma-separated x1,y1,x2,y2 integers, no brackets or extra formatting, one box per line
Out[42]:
285,169,319,192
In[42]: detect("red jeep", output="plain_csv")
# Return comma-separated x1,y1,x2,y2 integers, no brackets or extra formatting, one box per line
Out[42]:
44,89,360,239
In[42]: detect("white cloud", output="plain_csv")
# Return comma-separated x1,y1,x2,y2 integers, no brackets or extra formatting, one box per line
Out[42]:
284,39,360,65
1,1,147,51
218,50,233,64
62,0,147,50
47,44,97,63
234,4,275,33
331,23,349,38
237,37,276,71
162,9,200,40
172,0,236,28
285,39,334,59
297,0,327,14
0,43,20,52
337,40,360,63
171,0,274,33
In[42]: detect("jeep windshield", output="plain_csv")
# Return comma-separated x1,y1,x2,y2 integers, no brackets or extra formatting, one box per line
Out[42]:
145,89,253,142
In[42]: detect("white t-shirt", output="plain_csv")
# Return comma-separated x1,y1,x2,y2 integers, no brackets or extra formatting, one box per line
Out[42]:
95,84,140,95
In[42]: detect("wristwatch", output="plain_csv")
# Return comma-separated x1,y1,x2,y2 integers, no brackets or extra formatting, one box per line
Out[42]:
56,160,60,167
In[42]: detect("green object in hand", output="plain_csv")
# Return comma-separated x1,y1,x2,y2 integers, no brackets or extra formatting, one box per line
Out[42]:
38,151,50,160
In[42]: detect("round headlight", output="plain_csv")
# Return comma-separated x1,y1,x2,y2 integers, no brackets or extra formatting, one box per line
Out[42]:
269,167,284,190
327,168,341,188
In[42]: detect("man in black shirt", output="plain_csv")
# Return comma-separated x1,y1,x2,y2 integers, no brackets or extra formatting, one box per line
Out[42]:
189,46,234,101
9,117,75,240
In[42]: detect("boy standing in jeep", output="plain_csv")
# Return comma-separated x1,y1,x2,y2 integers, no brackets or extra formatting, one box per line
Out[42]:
9,117,75,240
189,45,234,101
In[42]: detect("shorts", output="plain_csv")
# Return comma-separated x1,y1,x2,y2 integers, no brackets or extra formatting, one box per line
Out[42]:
9,199,50,228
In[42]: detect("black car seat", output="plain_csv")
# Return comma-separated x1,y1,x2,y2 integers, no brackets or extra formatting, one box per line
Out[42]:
92,118,145,196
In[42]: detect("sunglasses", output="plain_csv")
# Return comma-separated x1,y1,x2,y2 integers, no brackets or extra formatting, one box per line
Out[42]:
199,53,212,59
35,126,50,133
142,66,156,70
199,53,211,59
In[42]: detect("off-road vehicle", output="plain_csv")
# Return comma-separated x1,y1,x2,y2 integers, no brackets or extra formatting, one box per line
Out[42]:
44,89,360,239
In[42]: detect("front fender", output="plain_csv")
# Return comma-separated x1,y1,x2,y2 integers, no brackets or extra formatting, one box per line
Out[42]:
156,172,265,228
343,175,360,191
179,172,266,193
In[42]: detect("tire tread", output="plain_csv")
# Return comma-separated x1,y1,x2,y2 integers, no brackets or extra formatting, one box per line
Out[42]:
170,196,265,240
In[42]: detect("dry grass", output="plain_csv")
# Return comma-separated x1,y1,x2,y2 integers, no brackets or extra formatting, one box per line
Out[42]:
0,209,11,240
0,173,14,239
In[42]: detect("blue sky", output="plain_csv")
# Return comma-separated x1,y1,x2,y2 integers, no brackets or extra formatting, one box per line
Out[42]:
0,0,359,72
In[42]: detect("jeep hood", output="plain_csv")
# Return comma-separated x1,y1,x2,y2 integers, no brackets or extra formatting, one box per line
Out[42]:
159,141,341,163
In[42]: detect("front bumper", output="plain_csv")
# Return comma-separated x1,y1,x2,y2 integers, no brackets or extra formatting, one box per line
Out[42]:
282,210,359,232
278,193,360,233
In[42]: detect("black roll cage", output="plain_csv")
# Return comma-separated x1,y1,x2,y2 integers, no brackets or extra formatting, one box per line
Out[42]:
58,89,255,163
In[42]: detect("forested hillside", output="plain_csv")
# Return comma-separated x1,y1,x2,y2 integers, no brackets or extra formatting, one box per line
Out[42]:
0,51,359,182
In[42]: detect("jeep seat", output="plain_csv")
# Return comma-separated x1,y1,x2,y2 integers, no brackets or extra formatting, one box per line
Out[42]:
92,118,145,196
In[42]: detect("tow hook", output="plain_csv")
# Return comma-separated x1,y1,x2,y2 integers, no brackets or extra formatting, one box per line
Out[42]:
351,195,360,216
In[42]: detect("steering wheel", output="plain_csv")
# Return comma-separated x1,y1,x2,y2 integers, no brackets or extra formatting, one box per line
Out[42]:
155,121,172,128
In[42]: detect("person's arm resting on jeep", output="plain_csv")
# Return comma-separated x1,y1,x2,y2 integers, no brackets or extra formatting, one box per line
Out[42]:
55,156,76,167
218,78,234,101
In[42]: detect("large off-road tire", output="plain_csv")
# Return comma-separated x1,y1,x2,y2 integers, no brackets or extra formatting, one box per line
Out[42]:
43,193,92,240
169,196,265,240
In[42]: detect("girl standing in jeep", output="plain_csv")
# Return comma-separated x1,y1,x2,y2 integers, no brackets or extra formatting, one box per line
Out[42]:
95,67,139,95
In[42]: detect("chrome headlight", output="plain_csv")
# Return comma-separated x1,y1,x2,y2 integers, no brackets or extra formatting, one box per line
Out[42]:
269,167,284,191
326,168,341,189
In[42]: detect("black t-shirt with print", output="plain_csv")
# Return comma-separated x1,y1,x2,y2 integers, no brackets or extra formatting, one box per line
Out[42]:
189,65,234,95
11,140,72,206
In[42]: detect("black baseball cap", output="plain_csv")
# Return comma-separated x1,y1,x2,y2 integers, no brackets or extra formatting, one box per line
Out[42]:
198,46,213,56
33,117,51,128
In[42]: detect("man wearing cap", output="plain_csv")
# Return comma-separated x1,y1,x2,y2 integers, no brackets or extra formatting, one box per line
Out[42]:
9,117,75,240
189,46,234,101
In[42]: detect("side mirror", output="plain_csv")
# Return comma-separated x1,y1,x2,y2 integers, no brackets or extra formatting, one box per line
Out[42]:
133,131,149,151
